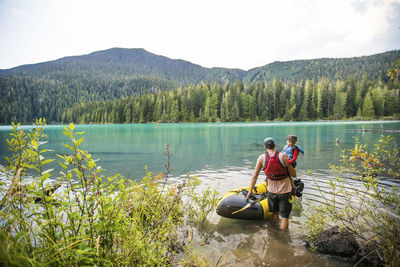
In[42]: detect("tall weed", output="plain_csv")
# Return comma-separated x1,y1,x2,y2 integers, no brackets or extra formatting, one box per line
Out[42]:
0,119,218,266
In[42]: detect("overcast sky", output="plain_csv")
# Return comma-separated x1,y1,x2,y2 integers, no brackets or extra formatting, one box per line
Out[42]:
0,0,399,70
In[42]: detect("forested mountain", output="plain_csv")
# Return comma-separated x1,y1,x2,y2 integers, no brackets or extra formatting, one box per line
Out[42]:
244,50,400,83
0,48,399,124
1,48,246,84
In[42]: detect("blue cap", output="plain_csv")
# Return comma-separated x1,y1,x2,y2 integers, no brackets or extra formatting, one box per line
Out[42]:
264,137,275,147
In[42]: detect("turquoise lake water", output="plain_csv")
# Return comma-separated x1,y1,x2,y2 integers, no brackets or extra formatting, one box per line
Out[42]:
1,121,399,179
1,121,399,266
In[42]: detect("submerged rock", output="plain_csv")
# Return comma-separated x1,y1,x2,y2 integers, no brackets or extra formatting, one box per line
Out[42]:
315,226,359,257
306,226,385,266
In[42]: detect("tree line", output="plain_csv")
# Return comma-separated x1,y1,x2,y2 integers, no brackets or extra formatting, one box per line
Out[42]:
62,76,400,124
1,50,399,124
0,74,175,124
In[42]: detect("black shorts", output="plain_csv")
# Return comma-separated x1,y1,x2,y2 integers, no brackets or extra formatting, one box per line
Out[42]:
268,192,292,218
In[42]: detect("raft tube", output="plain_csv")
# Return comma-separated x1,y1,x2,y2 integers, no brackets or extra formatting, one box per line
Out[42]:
216,179,303,220
216,183,272,220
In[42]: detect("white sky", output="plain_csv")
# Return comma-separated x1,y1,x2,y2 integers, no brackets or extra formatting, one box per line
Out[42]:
0,0,399,70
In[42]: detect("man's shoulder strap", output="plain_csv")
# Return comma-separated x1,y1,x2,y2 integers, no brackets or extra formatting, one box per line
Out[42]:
263,152,270,170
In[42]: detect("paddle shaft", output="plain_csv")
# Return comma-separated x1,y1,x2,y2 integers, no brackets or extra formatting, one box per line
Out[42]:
231,196,266,214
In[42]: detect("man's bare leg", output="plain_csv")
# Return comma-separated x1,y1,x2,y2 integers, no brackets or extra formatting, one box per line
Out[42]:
280,217,289,230
273,212,279,223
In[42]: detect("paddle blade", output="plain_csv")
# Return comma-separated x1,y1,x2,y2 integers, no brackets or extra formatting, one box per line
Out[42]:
231,203,251,214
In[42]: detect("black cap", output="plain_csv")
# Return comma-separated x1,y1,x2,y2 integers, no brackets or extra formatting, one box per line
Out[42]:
264,137,275,147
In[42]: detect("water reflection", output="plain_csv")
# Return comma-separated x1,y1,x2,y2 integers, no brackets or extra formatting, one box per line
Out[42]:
1,121,399,179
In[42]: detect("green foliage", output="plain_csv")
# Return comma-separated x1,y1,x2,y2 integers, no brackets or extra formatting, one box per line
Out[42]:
387,57,400,80
61,76,400,124
303,136,400,265
362,92,375,118
176,245,213,267
0,121,218,266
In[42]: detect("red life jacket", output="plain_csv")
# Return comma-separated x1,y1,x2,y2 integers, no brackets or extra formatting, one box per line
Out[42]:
263,151,288,180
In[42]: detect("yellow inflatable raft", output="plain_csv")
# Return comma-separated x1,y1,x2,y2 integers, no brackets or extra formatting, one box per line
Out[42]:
216,179,304,220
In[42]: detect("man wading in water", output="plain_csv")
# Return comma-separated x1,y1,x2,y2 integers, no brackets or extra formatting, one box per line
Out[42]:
246,138,294,230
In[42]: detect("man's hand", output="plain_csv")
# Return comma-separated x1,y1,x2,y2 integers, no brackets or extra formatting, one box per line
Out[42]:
246,191,253,200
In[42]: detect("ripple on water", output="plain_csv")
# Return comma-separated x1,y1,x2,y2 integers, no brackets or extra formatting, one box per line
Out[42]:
179,166,399,266
2,163,397,266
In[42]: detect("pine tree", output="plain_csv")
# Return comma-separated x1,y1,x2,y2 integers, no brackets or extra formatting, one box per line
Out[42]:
210,92,219,121
181,94,190,122
240,92,250,119
333,90,347,119
316,79,328,118
249,94,257,121
153,95,162,122
170,99,180,122
344,77,357,117
298,80,313,120
362,92,375,117
371,86,384,116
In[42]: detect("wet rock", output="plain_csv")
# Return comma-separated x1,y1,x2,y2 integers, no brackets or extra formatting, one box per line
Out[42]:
315,226,360,257
352,241,384,267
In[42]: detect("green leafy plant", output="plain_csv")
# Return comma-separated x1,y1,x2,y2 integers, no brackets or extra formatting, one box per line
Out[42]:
303,136,400,265
0,120,218,266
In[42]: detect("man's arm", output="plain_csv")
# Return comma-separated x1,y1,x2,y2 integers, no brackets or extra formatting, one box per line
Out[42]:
246,156,263,199
282,153,295,186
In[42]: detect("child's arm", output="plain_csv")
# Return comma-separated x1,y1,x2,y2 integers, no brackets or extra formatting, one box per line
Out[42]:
287,148,299,165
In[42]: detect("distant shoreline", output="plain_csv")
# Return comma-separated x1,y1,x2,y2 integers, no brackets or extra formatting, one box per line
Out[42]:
1,118,399,128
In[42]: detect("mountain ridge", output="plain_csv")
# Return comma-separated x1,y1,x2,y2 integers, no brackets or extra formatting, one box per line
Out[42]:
2,48,399,84
1,47,399,123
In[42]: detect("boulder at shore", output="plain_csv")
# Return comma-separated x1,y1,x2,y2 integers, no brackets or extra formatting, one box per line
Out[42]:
307,226,385,266
315,226,359,257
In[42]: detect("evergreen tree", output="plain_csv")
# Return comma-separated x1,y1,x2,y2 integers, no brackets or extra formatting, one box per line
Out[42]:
278,87,288,119
170,99,180,122
344,77,357,117
248,93,257,121
181,93,190,122
203,95,211,122
210,92,219,121
371,86,384,116
362,92,375,117
240,92,250,119
316,79,328,118
298,80,313,120
382,88,397,115
333,90,347,119
153,95,162,122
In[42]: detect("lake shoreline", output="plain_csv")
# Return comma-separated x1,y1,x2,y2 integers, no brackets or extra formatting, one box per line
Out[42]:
1,117,399,128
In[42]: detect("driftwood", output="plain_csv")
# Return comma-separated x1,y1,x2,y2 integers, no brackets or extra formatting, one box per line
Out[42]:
5,167,23,199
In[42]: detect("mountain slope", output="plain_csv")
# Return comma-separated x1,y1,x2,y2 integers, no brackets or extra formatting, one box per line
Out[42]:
3,48,399,85
244,50,400,83
3,48,246,84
